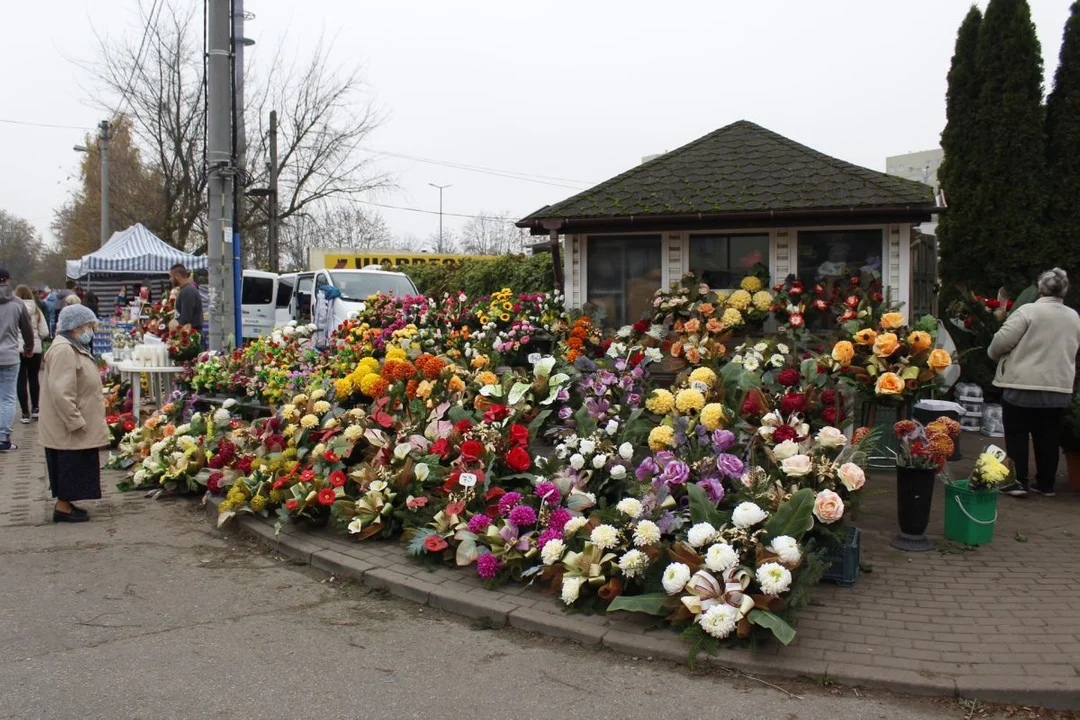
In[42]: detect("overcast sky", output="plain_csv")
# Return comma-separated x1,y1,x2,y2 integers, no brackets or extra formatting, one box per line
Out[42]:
0,0,1072,251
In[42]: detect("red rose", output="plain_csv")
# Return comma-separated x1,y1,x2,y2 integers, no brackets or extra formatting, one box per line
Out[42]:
317,488,337,506
845,295,860,309
777,368,801,387
300,470,316,483
285,499,299,511
821,405,844,425
505,446,532,472
839,310,857,322
431,437,451,459
601,338,613,353
780,393,805,415
208,455,224,470
985,299,1001,309
790,281,804,296
483,404,510,424
872,293,884,303
821,389,837,406
742,394,763,417
106,415,119,425
508,423,530,447
329,471,347,488
850,276,861,286
423,534,449,553
460,440,485,463
632,318,650,333
629,352,645,367
814,284,825,296
122,421,136,432
454,419,473,433
772,425,798,443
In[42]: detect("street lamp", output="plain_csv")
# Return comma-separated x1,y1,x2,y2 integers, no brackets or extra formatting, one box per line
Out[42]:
73,120,111,247
428,183,451,251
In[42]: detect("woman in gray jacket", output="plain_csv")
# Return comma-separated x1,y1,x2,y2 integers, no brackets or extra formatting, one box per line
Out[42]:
988,269,1080,497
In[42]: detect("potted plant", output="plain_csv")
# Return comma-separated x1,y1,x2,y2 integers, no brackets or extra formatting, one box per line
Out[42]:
889,419,955,552
1061,390,1080,493
944,446,1009,545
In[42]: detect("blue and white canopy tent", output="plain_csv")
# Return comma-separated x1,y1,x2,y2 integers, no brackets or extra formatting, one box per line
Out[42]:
65,223,207,279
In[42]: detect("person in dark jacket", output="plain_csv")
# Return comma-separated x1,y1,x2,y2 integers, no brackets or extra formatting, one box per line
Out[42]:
170,264,203,329
0,268,35,452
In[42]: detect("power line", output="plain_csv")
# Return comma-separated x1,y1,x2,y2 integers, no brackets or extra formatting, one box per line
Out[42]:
0,117,89,131
114,0,164,117
342,196,522,225
361,147,595,190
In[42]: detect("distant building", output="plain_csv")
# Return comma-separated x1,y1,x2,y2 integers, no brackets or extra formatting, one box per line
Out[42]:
886,149,944,192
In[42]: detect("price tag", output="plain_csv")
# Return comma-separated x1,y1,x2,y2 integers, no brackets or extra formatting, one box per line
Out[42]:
459,472,478,488
527,353,542,365
691,380,709,393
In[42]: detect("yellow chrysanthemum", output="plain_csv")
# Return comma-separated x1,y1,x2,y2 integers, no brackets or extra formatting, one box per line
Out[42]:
293,394,309,407
740,276,763,293
334,377,354,397
688,367,717,389
359,373,383,396
645,389,676,415
700,403,727,431
358,357,381,375
249,495,267,512
385,348,407,362
648,425,675,452
675,388,706,414
752,290,774,312
269,489,286,503
313,400,331,415
714,290,730,305
300,414,319,429
720,308,744,329
726,289,752,311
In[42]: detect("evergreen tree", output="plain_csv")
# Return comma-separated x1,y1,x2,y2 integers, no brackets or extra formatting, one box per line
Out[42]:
969,0,1048,293
1047,1,1080,288
937,6,983,293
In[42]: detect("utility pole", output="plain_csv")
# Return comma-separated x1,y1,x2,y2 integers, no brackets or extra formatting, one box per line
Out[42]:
98,120,110,246
207,0,234,350
268,109,279,272
231,0,249,342
429,183,451,251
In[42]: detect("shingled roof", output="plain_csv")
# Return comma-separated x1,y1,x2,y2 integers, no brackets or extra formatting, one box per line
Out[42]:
518,120,936,232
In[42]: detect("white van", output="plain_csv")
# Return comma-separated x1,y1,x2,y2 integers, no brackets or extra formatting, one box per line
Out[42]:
241,270,296,341
289,267,418,330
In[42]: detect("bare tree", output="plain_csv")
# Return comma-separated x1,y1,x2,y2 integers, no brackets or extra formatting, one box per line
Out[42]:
425,229,459,254
459,212,529,255
258,203,394,270
0,210,47,286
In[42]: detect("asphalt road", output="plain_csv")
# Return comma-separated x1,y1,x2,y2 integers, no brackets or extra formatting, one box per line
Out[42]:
0,487,996,720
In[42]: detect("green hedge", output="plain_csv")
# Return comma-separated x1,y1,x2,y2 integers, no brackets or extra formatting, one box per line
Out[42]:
402,254,554,298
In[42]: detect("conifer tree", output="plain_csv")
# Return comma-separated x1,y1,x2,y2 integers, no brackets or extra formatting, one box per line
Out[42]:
1047,1,1080,288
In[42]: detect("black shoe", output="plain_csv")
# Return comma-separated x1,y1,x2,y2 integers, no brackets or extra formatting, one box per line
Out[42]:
1030,487,1057,498
68,504,89,518
0,442,17,453
53,509,89,523
1001,482,1028,498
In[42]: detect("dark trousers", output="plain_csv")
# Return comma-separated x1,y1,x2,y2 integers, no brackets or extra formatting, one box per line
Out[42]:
16,352,42,416
1002,401,1064,491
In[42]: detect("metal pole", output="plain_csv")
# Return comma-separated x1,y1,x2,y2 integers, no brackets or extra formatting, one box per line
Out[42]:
207,0,232,351
231,0,246,342
268,109,279,272
99,120,110,247
429,183,450,252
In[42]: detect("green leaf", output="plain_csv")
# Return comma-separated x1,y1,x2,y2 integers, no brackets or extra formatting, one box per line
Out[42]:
916,314,938,333
842,320,861,336
764,487,816,540
687,482,725,527
800,358,819,382
900,365,921,381
1011,285,1038,313
748,609,796,645
508,381,532,406
574,404,598,438
527,409,552,436
607,592,671,616
447,405,472,424
454,531,479,566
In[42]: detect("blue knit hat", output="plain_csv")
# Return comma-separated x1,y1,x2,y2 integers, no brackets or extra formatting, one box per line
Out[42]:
57,304,98,334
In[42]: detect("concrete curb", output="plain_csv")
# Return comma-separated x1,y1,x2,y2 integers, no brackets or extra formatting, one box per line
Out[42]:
204,498,1080,710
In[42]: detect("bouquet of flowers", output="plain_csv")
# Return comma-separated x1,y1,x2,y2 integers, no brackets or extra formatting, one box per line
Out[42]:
167,326,202,363
891,419,955,471
968,445,1011,491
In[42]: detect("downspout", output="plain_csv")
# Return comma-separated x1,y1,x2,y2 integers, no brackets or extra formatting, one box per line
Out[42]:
542,219,564,295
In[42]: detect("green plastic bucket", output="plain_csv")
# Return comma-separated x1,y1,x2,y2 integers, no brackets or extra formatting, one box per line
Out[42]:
944,479,999,545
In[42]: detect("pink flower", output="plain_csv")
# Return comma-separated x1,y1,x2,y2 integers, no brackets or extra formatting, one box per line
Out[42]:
813,489,845,524
837,463,866,491
476,553,503,579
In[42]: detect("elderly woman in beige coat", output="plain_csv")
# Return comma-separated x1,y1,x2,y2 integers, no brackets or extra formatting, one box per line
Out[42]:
40,304,110,522
988,268,1080,498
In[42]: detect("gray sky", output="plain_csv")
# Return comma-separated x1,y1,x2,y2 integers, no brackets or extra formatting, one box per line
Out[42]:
0,0,1072,251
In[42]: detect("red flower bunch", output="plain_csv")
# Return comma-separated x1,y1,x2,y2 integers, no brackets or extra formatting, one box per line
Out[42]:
207,472,224,495
483,404,510,424
772,425,798,443
505,446,532,472
329,471,347,488
777,368,801,387
780,393,805,415
381,359,416,383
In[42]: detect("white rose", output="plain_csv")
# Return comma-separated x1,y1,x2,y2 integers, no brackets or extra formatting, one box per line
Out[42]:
619,442,634,461
569,454,585,470
756,562,793,595
768,536,801,566
563,517,588,535
780,454,813,477
732,502,768,529
541,539,566,566
610,464,627,480
579,439,596,455
686,522,717,548
592,454,608,470
772,440,801,460
605,419,619,436
837,462,866,491
662,562,692,595
704,543,739,573
616,498,644,519
815,426,847,448
561,576,584,605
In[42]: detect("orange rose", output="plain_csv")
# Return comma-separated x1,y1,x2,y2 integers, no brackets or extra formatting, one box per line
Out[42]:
474,396,491,410
853,328,877,345
831,340,854,366
685,347,701,364
880,312,905,330
706,318,723,334
872,332,900,358
671,342,683,358
698,303,716,317
928,348,952,372
875,372,905,395
908,331,932,352
448,375,466,393
684,318,701,334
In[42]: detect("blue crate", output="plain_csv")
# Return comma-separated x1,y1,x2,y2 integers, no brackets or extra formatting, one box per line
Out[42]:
822,526,860,588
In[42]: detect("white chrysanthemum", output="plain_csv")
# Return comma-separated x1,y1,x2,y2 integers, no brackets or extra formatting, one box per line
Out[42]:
686,522,717,548
704,543,740,573
300,414,319,429
541,539,566,566
732,502,768,529
313,400,331,415
564,435,579,449
756,562,793,595
347,518,364,534
310,388,326,401
753,342,768,353
563,517,588,536
772,439,801,460
590,524,620,550
662,562,692,595
633,520,661,547
768,536,802,566
616,498,644,519
569,454,585,470
769,354,786,368
699,603,739,639
777,343,790,355
610,464,627,480
343,425,364,441
579,439,596,455
213,409,231,426
619,442,634,461
618,549,650,578
561,576,585,605
743,356,760,372
592,453,608,470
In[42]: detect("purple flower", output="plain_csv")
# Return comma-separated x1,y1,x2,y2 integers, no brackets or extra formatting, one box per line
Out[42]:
467,514,491,534
559,406,573,420
537,527,563,550
535,482,561,505
659,460,691,486
635,456,658,481
547,507,571,531
656,511,678,535
628,393,642,406
716,453,744,479
476,553,503,580
508,505,538,527
556,388,570,402
655,451,676,465
498,492,523,516
712,429,736,452
697,477,726,504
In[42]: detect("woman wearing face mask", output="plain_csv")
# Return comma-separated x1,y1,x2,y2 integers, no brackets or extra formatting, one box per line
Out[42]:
39,304,110,522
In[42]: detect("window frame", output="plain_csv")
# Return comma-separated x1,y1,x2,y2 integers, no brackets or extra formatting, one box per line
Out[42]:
584,233,663,327
687,232,771,291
